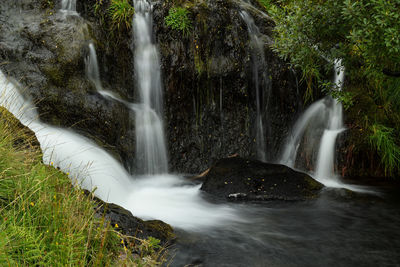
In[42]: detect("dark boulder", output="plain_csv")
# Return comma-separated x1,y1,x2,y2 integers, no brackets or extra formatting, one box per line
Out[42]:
200,157,323,201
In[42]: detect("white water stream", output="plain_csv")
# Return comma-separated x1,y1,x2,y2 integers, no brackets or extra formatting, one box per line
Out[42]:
60,0,77,15
240,10,269,162
280,60,373,192
133,0,168,174
0,71,241,230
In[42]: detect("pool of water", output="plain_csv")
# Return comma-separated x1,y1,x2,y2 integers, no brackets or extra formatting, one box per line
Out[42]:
170,185,400,266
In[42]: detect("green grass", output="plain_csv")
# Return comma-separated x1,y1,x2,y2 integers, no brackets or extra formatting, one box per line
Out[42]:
0,106,166,266
165,7,192,36
108,0,135,30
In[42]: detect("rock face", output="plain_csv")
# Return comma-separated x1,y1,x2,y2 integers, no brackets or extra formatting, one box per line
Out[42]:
0,0,135,169
153,0,303,173
0,0,303,174
200,157,323,201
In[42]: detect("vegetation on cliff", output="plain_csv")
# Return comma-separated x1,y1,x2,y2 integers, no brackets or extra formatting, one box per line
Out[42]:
267,0,400,176
0,107,165,266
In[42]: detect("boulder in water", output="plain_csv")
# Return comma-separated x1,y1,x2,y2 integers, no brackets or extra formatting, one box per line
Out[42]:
200,157,323,201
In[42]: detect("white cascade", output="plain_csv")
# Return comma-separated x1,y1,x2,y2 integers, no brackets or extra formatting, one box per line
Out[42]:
0,71,241,230
240,10,269,162
280,60,347,188
60,0,77,15
280,99,329,168
86,42,103,92
314,60,345,185
133,0,168,174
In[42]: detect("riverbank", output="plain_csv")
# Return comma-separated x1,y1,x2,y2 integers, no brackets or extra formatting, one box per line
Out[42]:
0,106,166,266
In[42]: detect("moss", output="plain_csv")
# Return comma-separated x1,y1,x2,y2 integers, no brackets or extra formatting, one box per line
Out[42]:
41,64,64,86
304,175,323,191
194,52,205,76
144,220,175,242
0,108,39,150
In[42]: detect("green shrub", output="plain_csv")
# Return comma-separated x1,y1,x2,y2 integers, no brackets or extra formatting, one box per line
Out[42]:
256,0,273,12
108,0,135,30
165,7,192,36
270,0,400,175
369,124,400,176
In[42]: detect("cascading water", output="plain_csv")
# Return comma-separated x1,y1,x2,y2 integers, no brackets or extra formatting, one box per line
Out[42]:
240,10,270,162
280,99,329,168
133,0,168,174
60,0,77,14
0,70,241,230
86,42,103,92
314,60,345,185
280,60,347,188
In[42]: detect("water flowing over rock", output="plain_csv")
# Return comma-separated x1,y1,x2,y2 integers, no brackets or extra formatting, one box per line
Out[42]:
0,0,302,174
86,42,103,92
314,60,346,186
0,0,135,169
60,0,77,15
133,0,168,174
240,10,271,162
280,60,347,188
153,0,302,173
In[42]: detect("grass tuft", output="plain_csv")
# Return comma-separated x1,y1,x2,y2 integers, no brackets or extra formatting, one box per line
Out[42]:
108,0,135,30
165,7,192,36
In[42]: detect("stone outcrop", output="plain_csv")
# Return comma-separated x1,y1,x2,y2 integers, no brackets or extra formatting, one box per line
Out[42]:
200,157,323,201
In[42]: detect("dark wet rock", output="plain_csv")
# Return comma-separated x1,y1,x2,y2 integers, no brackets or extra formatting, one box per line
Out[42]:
0,0,135,168
86,191,175,245
0,0,303,175
200,157,323,201
153,0,303,173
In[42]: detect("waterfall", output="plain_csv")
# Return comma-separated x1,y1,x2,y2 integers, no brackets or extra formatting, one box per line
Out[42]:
0,72,132,205
86,42,103,92
240,10,270,162
0,71,240,229
133,0,168,174
60,0,77,14
280,99,329,168
85,39,167,175
280,60,346,187
314,60,345,185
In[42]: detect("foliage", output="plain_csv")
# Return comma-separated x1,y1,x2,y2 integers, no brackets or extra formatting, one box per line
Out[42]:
94,0,104,14
0,107,165,265
256,0,273,12
108,0,135,30
369,124,400,176
270,0,400,175
40,0,54,9
165,7,192,36
330,90,354,110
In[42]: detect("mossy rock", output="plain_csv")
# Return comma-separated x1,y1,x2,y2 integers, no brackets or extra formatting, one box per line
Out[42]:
87,192,175,246
0,107,40,150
